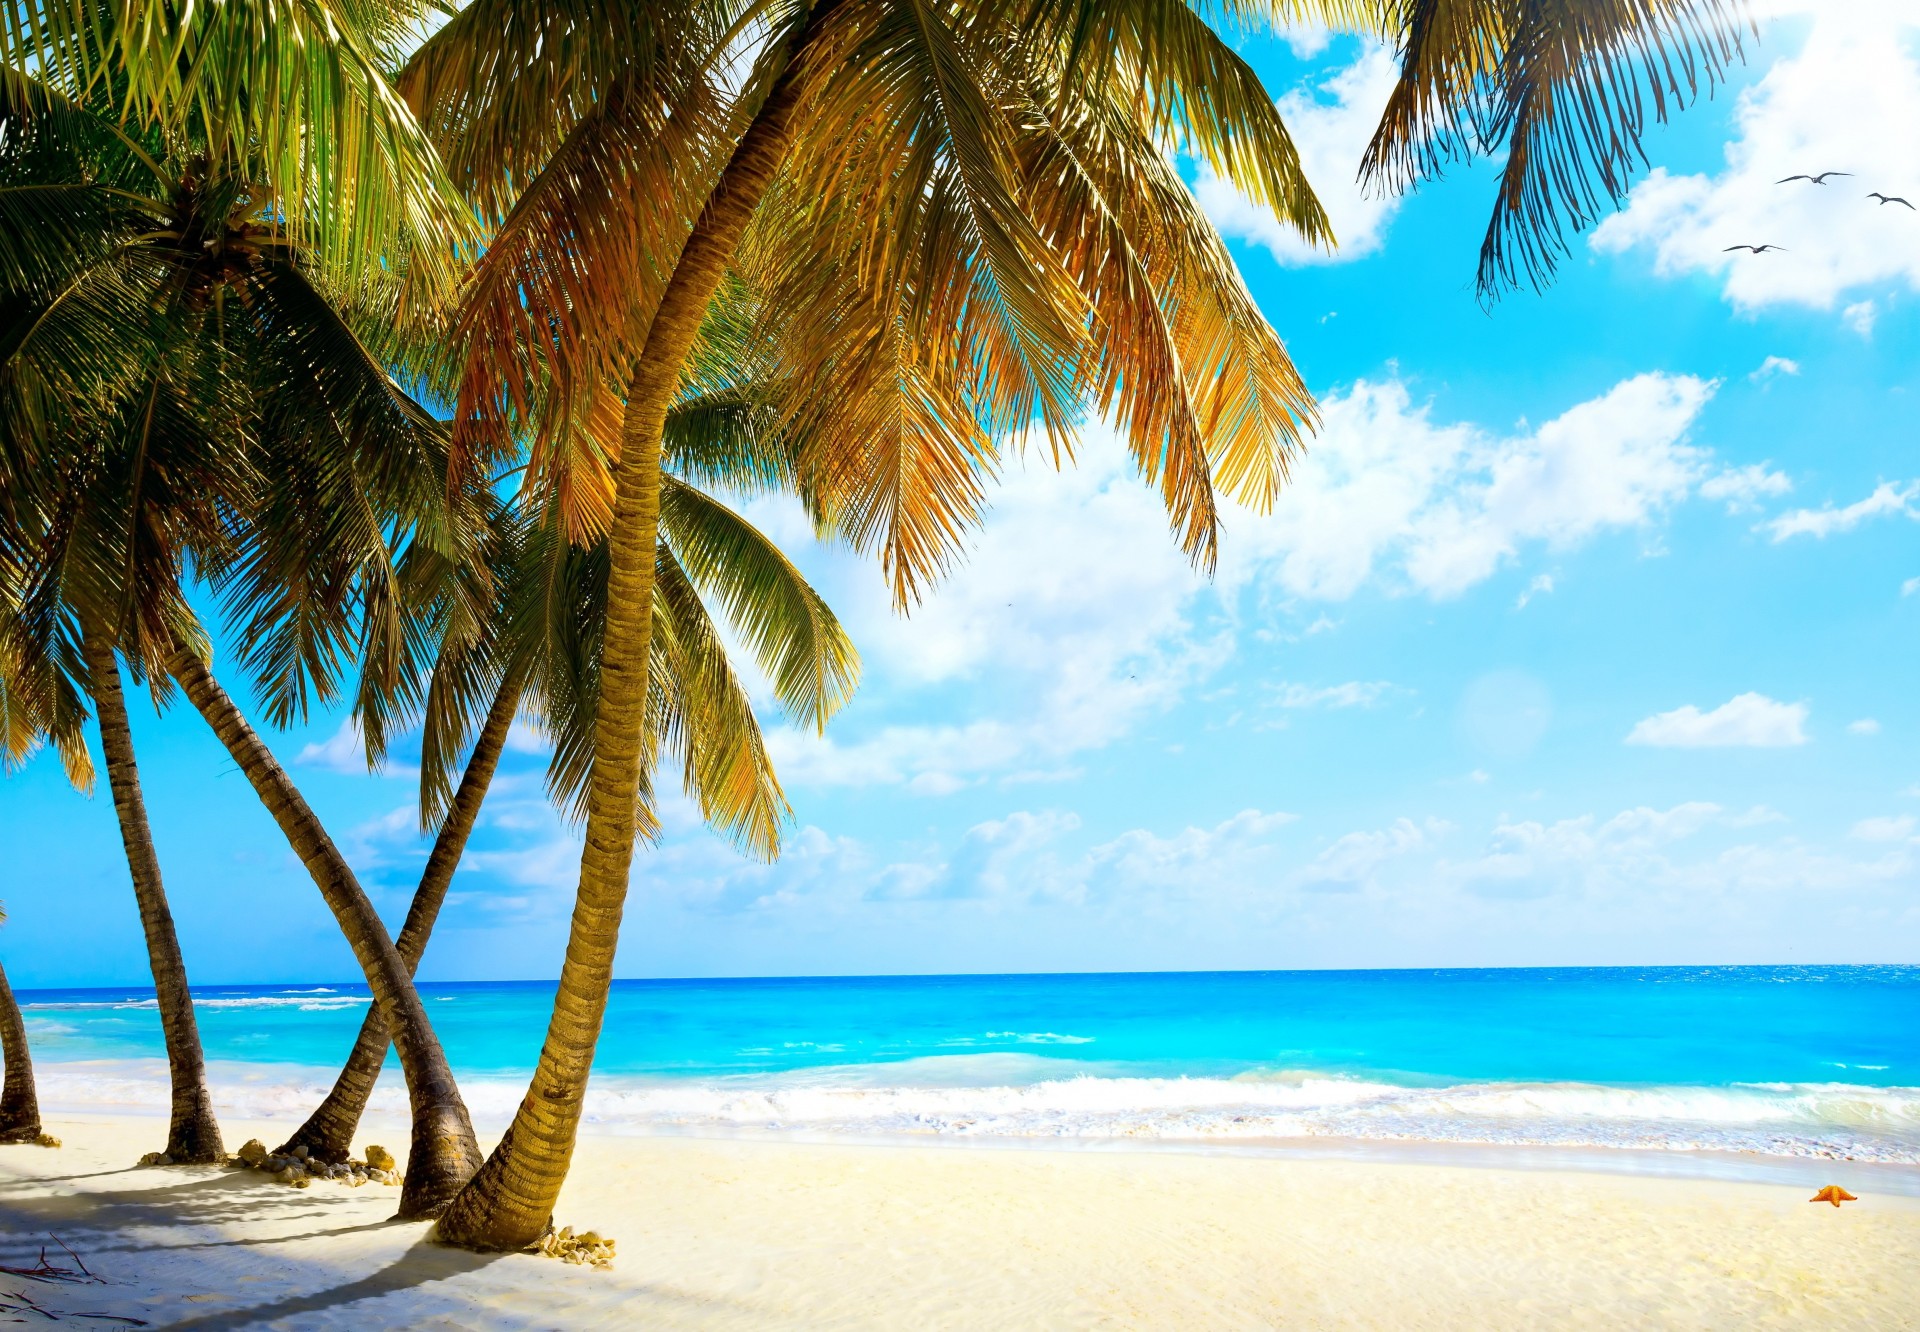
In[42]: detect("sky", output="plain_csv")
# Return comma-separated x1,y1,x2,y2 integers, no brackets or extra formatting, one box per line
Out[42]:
6,1,1920,987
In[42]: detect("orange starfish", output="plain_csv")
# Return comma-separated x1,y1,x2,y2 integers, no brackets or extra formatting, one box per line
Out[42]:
1809,1185,1858,1207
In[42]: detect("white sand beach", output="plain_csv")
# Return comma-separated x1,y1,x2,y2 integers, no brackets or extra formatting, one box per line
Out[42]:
1,1114,1916,1329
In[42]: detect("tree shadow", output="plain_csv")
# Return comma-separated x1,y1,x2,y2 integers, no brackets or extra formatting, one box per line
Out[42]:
153,1237,508,1331
89,1215,410,1255
0,1168,403,1252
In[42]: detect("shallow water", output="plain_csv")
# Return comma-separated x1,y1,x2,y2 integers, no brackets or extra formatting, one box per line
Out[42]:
20,965,1920,1161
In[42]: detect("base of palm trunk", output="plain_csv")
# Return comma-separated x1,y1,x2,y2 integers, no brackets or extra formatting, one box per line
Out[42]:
0,1124,45,1144
165,1107,227,1165
392,1105,486,1221
273,1089,360,1166
430,1121,552,1250
273,1124,356,1167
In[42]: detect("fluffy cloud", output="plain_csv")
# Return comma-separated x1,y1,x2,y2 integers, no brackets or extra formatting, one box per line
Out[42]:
1763,481,1919,541
1852,815,1917,842
755,366,1795,794
1232,373,1720,600
1294,818,1444,892
1270,681,1395,709
1194,44,1404,265
1700,464,1793,512
1626,693,1810,748
1749,355,1801,382
1591,2,1920,314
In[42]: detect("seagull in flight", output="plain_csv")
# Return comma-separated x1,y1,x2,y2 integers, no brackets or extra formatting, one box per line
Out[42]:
1778,171,1852,184
1868,192,1915,209
1723,244,1787,254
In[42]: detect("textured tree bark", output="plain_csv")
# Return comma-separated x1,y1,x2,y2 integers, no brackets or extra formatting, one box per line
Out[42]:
0,959,44,1143
432,3,837,1252
275,671,522,1164
166,648,483,1218
80,629,225,1163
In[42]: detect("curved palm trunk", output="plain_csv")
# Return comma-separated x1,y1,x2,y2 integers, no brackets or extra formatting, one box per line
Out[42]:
165,648,483,1218
0,959,44,1143
80,630,225,1163
276,672,521,1164
433,6,836,1251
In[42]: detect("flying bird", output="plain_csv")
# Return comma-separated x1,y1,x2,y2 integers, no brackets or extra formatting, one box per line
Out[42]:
1778,171,1852,184
1868,192,1915,209
1723,244,1787,254
1810,1185,1858,1207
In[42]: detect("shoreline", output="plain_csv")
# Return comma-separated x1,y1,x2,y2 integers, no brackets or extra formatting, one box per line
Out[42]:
3,1112,1918,1328
32,1102,1920,1198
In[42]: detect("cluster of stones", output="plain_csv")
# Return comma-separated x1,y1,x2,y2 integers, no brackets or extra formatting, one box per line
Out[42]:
533,1226,616,1269
221,1138,404,1188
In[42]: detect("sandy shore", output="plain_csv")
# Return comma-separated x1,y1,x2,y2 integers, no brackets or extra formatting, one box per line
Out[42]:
1,1114,1916,1329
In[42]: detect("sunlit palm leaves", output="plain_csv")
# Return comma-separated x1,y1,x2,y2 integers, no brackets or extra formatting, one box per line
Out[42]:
1357,0,1751,296
1,0,478,299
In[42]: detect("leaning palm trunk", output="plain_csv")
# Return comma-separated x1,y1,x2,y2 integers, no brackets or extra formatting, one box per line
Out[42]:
0,959,43,1143
276,672,521,1164
166,648,483,1218
80,630,225,1163
433,8,832,1251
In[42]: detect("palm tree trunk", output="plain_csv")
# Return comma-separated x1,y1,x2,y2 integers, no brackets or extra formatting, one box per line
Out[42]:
165,647,483,1218
275,671,521,1164
80,629,225,1164
432,3,837,1251
0,959,43,1143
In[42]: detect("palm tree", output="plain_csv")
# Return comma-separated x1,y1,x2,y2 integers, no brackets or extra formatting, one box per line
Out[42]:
0,910,46,1145
419,0,1753,1248
274,368,860,1164
422,0,1334,1247
1357,0,1751,297
0,623,85,1148
0,59,494,1210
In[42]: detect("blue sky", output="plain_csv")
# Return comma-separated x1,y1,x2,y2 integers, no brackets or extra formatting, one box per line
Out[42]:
6,2,1919,987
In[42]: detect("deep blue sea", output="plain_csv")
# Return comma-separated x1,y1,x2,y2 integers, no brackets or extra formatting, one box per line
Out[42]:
18,966,1920,1162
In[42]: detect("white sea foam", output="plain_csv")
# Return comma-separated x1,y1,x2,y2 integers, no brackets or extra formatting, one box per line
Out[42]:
32,1058,1920,1164
26,995,370,1014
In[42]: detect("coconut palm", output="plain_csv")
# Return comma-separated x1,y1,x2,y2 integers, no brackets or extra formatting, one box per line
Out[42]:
418,0,1752,1248
1356,0,1751,298
421,0,1334,1247
0,626,85,1148
0,59,497,1209
0,908,45,1144
269,316,858,1159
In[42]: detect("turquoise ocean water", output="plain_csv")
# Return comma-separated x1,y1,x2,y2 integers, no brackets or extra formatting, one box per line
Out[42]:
18,966,1920,1162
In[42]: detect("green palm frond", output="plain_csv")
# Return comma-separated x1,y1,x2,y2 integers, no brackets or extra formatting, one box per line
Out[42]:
1358,0,1750,296
3,0,478,299
658,477,859,732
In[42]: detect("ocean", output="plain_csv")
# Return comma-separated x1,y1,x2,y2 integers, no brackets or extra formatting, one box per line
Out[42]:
17,966,1920,1163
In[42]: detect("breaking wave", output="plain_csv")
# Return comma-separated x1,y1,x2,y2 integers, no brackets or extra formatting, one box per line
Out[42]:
33,1056,1920,1164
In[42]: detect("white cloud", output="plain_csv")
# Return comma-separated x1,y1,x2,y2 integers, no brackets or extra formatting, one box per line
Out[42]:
755,366,1781,793
1844,299,1880,337
1852,815,1917,842
1270,681,1395,709
1194,45,1403,265
1749,355,1801,382
1903,576,1920,596
1592,3,1920,315
1700,464,1793,513
296,718,370,774
1763,481,1919,541
1229,372,1718,601
1849,718,1884,736
1294,818,1444,893
1515,573,1554,609
1626,693,1810,748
